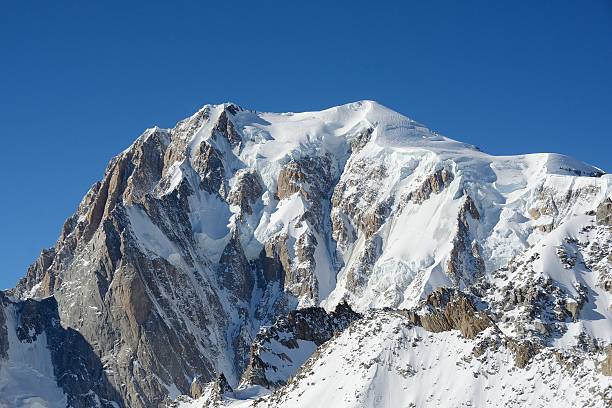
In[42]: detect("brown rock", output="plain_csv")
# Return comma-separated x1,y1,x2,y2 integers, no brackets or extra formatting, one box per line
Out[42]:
596,197,612,226
190,376,207,399
407,168,454,205
507,339,539,368
564,299,582,322
601,346,612,376
227,169,263,214
411,288,492,339
212,109,242,148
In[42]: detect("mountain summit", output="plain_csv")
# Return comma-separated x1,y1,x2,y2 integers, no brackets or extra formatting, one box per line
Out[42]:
2,101,610,407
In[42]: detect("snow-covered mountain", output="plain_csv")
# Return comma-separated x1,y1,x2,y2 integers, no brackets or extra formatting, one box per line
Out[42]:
2,101,610,407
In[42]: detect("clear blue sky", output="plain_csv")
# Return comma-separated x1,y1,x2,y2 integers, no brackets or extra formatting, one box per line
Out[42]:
1,1,611,289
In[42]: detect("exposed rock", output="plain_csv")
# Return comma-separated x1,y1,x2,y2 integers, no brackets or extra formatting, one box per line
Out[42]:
534,321,549,335
564,298,582,322
288,231,319,302
330,158,387,249
212,108,242,149
192,141,227,196
406,168,454,204
4,294,123,407
359,197,394,239
601,346,612,376
402,288,492,339
218,228,254,302
277,156,333,204
258,233,291,284
507,339,539,368
596,197,612,226
241,302,361,388
15,247,56,297
528,208,541,220
190,376,207,399
350,126,374,152
227,169,263,215
122,129,169,202
214,373,233,396
345,236,383,294
537,223,554,233
447,194,484,286
274,156,336,305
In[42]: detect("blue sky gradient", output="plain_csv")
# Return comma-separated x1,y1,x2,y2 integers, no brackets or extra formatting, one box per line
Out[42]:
1,1,611,288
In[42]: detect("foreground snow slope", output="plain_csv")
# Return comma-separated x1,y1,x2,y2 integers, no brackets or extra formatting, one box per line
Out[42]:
179,311,611,408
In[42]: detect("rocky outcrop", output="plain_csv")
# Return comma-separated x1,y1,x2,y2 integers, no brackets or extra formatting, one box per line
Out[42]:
213,373,234,396
274,156,336,304
218,229,254,302
406,168,454,204
359,197,394,239
506,339,539,369
190,376,207,399
241,302,361,388
258,233,291,284
227,169,263,215
403,288,492,339
446,194,484,286
212,108,242,149
277,156,333,205
345,236,383,294
192,141,227,196
349,126,374,152
601,346,612,376
331,159,388,246
596,197,612,226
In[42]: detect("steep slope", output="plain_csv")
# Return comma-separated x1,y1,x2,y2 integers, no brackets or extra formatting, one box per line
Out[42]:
7,100,611,406
182,311,610,408
178,296,611,408
0,293,121,408
239,301,360,389
0,294,67,408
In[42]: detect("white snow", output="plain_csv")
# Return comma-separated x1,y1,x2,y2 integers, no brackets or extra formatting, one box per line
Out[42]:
180,312,611,408
0,304,67,408
121,100,608,318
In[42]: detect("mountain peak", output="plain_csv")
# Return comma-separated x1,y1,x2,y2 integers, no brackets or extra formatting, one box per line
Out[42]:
4,100,611,407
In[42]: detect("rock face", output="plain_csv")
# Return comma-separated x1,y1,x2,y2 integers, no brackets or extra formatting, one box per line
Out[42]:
406,168,454,204
6,101,612,407
446,195,485,287
403,288,491,339
596,197,612,226
11,107,287,407
241,302,361,388
0,293,122,407
602,346,612,376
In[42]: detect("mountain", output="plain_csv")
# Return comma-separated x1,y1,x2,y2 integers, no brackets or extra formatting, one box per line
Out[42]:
1,101,610,407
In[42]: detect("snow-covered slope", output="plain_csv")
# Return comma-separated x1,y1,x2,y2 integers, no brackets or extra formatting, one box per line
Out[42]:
8,100,611,407
181,311,610,408
0,300,66,408
0,292,121,408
